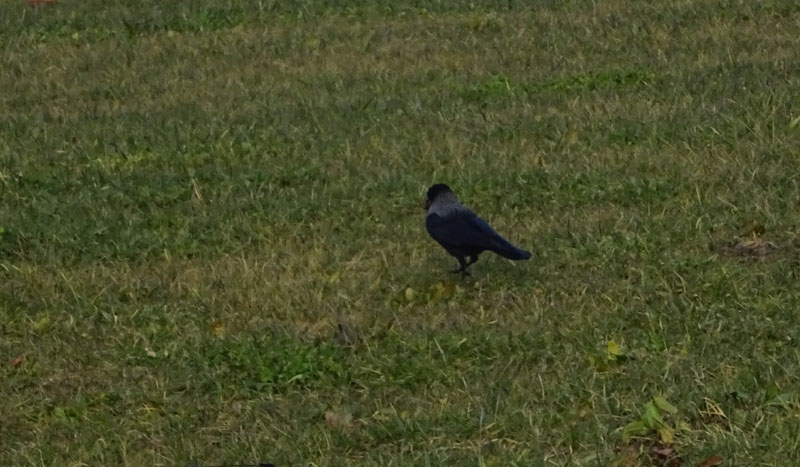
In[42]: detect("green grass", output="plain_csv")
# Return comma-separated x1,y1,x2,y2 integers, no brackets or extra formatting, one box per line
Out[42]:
2,0,800,465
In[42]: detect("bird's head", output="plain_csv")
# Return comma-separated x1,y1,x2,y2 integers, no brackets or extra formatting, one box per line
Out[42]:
424,183,453,210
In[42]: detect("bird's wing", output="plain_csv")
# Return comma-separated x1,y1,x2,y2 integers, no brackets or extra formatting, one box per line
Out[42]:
426,210,509,250
427,210,531,260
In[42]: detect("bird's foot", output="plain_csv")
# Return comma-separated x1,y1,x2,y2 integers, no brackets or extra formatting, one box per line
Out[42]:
449,268,471,277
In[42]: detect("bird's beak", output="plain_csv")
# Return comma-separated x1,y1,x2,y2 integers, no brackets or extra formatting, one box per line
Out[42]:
423,198,431,210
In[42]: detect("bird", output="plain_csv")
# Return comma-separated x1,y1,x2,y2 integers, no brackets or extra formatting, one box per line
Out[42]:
424,183,531,277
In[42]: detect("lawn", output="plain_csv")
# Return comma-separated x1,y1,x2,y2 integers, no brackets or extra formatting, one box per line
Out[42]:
2,0,800,465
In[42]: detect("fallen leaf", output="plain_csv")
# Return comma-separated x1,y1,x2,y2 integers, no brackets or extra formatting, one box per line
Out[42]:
658,426,675,444
404,287,416,302
698,455,723,467
607,340,620,357
652,446,673,457
10,356,23,367
650,442,683,467
430,281,456,301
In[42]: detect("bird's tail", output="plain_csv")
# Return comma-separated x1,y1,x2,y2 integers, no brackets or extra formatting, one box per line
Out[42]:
492,241,532,261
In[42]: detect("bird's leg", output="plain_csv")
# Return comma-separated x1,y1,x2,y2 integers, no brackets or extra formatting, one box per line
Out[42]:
460,255,480,275
450,256,471,276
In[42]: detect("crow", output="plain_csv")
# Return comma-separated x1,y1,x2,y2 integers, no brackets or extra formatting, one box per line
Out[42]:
424,183,531,277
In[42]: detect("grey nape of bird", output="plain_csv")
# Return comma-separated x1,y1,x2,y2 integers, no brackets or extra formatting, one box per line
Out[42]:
423,183,531,277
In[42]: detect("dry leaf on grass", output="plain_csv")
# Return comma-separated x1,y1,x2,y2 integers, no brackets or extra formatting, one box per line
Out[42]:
649,442,682,467
652,446,673,457
698,455,723,467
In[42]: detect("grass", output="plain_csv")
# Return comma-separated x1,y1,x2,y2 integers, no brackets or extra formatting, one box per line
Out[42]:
2,0,800,465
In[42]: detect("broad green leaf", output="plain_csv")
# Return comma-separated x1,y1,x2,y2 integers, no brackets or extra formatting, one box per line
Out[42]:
33,316,51,332
643,401,664,428
765,383,780,401
622,420,649,441
648,332,666,351
653,396,678,414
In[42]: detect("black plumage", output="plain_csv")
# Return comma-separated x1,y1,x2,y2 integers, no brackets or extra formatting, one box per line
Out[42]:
424,183,531,276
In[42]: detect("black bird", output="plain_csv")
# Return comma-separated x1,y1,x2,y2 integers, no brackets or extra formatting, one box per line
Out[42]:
424,183,531,277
